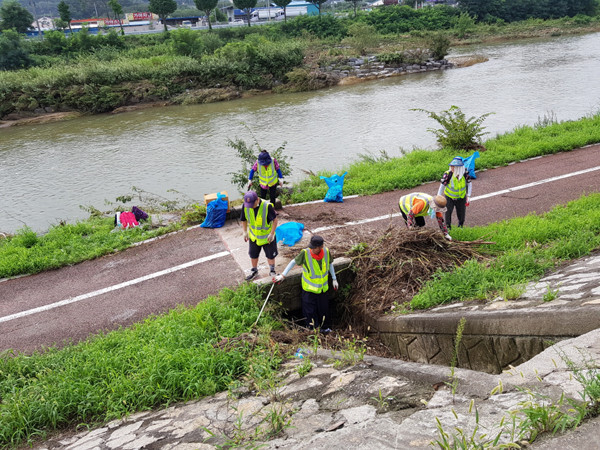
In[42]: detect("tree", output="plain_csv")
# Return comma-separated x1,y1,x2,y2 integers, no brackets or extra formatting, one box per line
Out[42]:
344,0,362,18
149,0,177,32
233,0,257,26
0,0,34,33
57,0,72,34
108,0,125,35
0,28,31,69
308,0,326,15
194,0,218,30
273,0,291,22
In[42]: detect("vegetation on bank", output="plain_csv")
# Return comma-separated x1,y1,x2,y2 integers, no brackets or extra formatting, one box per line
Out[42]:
1,7,600,118
2,112,600,279
409,192,600,310
0,283,282,448
285,111,600,203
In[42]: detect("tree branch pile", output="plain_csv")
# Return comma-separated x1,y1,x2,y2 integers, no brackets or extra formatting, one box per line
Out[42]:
331,226,486,327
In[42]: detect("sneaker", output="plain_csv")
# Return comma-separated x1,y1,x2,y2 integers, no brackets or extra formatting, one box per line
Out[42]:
245,269,258,281
321,328,332,334
270,270,277,278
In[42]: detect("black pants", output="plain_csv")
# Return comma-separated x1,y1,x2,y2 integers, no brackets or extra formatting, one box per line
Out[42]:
400,210,426,227
259,185,278,204
445,196,467,229
302,290,330,330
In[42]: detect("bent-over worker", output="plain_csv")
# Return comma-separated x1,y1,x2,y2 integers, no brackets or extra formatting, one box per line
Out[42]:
399,192,452,241
241,190,278,281
276,235,337,332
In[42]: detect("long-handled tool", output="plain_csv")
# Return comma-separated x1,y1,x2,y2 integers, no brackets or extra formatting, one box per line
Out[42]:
253,281,276,327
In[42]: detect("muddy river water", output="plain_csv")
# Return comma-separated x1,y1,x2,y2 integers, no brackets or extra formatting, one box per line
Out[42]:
1,32,599,233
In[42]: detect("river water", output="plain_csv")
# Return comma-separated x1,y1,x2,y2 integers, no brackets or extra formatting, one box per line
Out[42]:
1,32,599,233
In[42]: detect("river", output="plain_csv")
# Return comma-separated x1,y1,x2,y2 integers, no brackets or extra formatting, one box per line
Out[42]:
1,32,599,233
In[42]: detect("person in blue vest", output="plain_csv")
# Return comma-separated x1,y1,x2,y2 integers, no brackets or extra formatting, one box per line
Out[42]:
437,157,473,229
240,190,278,281
276,235,338,333
248,150,284,205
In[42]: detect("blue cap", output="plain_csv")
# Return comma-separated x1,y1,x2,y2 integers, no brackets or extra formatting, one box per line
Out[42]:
258,152,272,166
449,157,464,167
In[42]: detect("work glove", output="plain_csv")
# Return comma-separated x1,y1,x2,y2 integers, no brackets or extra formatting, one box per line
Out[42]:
243,231,249,242
466,197,471,207
333,280,339,291
275,274,285,283
247,181,253,190
267,233,275,243
279,179,283,187
444,234,452,241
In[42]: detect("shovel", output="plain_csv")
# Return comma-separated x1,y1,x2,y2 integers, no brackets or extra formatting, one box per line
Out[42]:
253,281,276,327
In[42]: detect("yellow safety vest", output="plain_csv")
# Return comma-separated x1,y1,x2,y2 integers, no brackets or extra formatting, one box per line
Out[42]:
244,199,272,245
399,193,433,217
301,248,330,294
444,171,466,199
258,161,278,187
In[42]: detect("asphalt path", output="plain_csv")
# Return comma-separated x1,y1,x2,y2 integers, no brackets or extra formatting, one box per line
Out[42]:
2,145,600,353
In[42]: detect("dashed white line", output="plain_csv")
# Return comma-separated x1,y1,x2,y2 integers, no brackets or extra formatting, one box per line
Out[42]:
313,166,600,233
0,251,230,324
4,165,599,324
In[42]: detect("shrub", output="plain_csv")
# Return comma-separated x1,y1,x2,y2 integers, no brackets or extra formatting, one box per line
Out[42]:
0,29,31,70
427,31,450,60
279,15,348,39
412,105,494,150
342,22,380,56
453,12,476,38
170,28,204,57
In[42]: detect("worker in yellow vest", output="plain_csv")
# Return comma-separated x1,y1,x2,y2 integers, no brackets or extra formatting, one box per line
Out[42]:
437,157,473,229
247,151,284,205
241,190,278,281
399,192,452,241
276,235,338,333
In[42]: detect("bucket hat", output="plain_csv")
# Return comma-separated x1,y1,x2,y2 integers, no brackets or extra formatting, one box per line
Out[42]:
433,195,447,210
449,157,464,167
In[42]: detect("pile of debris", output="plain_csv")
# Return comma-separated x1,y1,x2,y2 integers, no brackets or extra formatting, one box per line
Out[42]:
331,226,485,329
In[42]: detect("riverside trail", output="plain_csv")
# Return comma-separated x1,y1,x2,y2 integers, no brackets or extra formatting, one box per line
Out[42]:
1,144,600,354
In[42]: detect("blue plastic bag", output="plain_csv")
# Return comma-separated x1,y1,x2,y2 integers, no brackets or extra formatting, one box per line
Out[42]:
461,151,480,179
276,222,304,246
200,193,228,228
321,171,348,203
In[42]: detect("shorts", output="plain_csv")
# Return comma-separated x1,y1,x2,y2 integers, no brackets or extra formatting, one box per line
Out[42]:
248,238,278,259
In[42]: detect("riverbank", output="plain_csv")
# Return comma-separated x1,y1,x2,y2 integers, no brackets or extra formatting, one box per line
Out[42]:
2,112,600,278
1,16,599,128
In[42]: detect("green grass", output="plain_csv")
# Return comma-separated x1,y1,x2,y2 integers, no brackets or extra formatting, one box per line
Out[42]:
410,193,600,309
0,217,181,278
0,283,281,448
286,112,600,203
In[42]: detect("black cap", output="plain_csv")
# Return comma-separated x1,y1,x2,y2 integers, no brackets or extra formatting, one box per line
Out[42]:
308,235,324,249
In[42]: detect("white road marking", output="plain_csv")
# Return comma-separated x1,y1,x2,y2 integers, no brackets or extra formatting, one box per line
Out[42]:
313,166,600,234
0,251,230,324
4,165,599,325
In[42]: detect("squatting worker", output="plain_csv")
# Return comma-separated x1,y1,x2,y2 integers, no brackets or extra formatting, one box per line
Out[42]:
437,157,473,229
399,192,452,241
247,150,284,205
276,235,338,333
241,190,278,281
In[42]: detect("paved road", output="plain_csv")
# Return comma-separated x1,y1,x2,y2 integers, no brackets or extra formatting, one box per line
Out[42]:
2,145,600,353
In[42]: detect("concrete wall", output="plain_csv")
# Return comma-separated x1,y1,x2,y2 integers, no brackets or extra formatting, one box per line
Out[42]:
374,308,600,374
